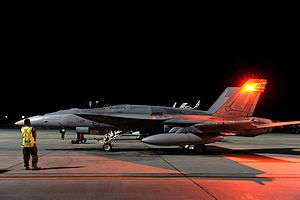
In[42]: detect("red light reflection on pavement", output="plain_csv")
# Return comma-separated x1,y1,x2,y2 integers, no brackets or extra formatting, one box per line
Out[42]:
225,154,300,178
193,179,300,200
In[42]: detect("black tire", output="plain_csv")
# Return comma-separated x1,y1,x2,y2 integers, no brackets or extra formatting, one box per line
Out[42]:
136,135,143,140
194,144,207,153
296,128,300,134
81,138,87,143
103,143,112,152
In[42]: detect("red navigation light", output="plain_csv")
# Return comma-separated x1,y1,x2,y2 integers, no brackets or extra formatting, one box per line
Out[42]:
244,84,256,92
241,79,267,92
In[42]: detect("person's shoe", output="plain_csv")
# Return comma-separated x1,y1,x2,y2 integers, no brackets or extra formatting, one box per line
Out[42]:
32,166,41,170
25,166,30,170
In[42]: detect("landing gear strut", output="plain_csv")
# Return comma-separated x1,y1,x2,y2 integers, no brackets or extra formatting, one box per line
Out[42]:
101,131,122,152
59,128,66,140
71,133,87,144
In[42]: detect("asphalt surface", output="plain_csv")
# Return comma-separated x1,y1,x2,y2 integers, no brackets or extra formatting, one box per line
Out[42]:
0,129,299,200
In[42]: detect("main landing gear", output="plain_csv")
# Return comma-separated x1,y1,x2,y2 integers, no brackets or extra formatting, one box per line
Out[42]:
194,144,207,153
71,133,87,144
181,144,207,153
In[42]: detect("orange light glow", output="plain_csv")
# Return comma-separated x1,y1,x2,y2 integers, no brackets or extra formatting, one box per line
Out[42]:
241,79,267,93
245,84,256,92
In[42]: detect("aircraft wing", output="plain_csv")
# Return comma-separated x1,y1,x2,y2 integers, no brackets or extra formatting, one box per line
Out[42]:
76,113,172,120
175,120,300,136
254,121,300,129
177,120,300,133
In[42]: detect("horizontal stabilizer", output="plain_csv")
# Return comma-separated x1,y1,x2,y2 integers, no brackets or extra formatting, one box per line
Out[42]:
255,121,300,129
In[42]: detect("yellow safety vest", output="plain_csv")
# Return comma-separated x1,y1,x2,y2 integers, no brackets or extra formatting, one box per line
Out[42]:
21,126,35,147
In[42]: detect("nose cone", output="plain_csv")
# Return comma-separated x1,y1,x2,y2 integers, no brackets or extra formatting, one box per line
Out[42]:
28,115,44,126
15,119,24,126
15,115,44,126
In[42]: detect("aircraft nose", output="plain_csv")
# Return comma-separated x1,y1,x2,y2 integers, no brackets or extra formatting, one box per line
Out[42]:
28,116,44,126
15,115,44,126
15,119,24,126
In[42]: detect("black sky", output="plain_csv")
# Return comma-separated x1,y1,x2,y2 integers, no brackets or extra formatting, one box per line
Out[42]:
1,17,300,122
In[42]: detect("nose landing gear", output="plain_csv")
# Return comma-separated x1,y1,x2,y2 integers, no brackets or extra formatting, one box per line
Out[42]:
101,131,122,152
103,143,112,152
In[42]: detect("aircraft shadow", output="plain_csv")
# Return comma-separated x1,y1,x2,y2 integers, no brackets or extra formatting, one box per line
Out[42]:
43,147,296,184
0,169,10,174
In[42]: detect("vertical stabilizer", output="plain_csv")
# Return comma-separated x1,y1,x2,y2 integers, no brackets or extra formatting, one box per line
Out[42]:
212,79,267,118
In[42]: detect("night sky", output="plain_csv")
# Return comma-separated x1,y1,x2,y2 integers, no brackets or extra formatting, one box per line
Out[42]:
1,23,299,124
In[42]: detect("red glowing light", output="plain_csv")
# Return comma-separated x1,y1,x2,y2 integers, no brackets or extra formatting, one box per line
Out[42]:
241,79,267,92
244,84,256,92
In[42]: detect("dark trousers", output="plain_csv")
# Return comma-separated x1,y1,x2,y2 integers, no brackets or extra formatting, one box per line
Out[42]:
22,146,38,167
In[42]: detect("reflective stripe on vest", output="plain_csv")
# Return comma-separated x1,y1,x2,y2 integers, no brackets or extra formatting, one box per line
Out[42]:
21,126,35,147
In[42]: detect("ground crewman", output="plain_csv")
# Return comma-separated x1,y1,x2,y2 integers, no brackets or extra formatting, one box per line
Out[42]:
20,118,40,170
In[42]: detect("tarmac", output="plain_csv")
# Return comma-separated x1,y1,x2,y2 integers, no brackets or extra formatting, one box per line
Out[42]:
0,129,299,200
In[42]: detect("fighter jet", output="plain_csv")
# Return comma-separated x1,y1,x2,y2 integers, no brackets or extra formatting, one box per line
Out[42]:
15,86,239,151
16,79,300,152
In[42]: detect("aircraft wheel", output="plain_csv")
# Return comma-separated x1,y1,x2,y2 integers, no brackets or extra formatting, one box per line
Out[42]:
136,135,142,140
103,143,112,152
194,144,207,153
71,140,79,144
